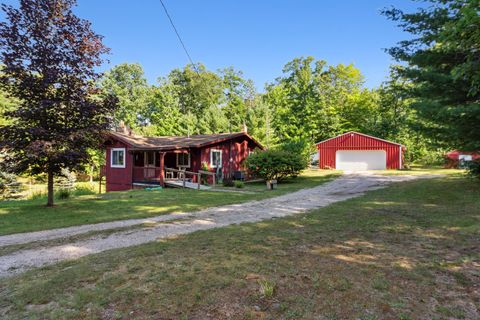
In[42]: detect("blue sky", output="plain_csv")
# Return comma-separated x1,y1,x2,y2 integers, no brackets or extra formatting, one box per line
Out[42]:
2,0,420,90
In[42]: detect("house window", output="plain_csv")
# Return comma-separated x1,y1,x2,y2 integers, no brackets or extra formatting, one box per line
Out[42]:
176,153,190,167
111,148,126,168
210,149,222,168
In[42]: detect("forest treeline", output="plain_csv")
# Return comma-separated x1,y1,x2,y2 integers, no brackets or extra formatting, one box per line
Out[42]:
96,58,434,165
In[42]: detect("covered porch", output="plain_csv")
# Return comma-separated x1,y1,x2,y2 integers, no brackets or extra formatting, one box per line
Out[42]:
131,150,215,190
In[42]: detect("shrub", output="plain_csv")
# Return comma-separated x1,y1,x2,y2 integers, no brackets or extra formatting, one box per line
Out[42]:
74,182,97,196
467,159,480,179
415,149,447,166
245,149,307,182
30,191,47,200
200,162,210,185
222,177,235,187
56,188,71,200
234,180,244,188
277,139,312,165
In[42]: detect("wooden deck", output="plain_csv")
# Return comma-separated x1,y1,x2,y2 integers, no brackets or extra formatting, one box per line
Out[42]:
164,179,211,190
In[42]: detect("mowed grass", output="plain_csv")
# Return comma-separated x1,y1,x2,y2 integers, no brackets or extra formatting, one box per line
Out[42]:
377,164,464,176
0,169,339,235
0,174,478,319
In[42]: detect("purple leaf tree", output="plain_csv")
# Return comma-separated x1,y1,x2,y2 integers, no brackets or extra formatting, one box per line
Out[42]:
0,0,117,206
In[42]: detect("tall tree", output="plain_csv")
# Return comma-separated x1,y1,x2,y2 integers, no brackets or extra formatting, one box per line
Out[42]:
167,63,223,118
383,0,480,150
100,63,150,129
0,0,116,206
220,67,256,132
265,57,367,145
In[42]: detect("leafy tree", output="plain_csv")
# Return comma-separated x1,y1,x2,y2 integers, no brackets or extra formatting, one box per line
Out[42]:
265,57,368,144
0,86,15,127
383,0,480,150
167,63,223,119
0,0,117,206
100,63,151,129
220,67,256,132
246,96,274,147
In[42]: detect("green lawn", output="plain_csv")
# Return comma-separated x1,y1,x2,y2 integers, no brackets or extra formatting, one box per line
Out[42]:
0,169,339,235
377,164,464,176
0,173,478,319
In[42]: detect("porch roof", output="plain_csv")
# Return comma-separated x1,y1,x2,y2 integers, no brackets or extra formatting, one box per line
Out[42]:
108,131,263,151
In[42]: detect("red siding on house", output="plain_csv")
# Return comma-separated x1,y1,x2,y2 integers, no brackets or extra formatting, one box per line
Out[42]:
106,140,133,192
200,137,253,179
104,133,260,191
316,132,403,170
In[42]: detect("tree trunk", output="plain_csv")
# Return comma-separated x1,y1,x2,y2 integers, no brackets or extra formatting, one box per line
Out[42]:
47,170,54,207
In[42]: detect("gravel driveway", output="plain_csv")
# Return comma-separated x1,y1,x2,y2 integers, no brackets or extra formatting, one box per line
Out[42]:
0,172,438,277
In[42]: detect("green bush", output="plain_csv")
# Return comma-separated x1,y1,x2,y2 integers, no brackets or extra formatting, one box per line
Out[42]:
244,149,307,182
234,180,245,188
200,162,210,185
73,182,97,196
222,178,235,187
56,188,71,200
277,139,312,164
415,149,447,166
467,159,480,179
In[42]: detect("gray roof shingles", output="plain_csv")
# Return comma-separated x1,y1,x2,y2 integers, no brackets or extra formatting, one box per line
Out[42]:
108,131,262,150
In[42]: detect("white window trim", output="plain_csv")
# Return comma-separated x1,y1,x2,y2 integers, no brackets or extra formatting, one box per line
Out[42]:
111,148,126,168
144,151,156,167
210,149,222,168
176,152,191,168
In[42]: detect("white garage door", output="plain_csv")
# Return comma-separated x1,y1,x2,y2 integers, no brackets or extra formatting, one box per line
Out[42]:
336,150,386,171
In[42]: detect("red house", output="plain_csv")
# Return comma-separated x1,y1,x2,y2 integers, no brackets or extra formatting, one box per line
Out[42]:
103,130,263,191
316,131,404,170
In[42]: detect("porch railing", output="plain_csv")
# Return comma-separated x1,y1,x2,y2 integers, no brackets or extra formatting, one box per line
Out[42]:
165,167,216,190
132,166,162,183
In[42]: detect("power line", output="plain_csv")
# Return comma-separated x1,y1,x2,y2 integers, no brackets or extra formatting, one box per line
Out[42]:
158,0,202,78
158,0,237,132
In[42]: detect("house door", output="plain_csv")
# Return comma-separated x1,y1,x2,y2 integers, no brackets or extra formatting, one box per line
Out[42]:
144,151,156,179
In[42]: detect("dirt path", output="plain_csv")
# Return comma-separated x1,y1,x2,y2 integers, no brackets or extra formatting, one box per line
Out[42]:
0,173,439,277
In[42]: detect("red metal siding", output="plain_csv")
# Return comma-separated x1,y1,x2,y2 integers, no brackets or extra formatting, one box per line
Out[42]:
106,141,133,191
316,132,403,170
200,137,253,178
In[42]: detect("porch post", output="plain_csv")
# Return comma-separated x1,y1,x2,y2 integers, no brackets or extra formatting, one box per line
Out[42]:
159,152,165,187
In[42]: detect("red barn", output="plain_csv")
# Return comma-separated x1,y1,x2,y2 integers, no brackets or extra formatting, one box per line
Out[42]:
104,130,263,192
316,131,404,170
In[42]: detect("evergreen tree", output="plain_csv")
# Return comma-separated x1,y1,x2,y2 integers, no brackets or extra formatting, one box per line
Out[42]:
383,0,480,150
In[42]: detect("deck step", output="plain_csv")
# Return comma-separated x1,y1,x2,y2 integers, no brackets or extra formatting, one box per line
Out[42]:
164,179,211,190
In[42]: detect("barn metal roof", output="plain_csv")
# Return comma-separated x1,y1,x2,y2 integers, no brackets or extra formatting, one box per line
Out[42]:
107,131,263,151
315,131,403,147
